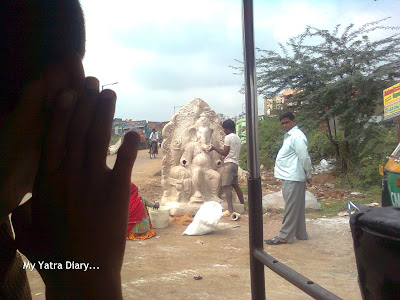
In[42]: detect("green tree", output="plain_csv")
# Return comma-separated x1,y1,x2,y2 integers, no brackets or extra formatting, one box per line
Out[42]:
355,122,398,188
240,116,334,171
239,117,283,171
258,116,284,168
255,18,400,172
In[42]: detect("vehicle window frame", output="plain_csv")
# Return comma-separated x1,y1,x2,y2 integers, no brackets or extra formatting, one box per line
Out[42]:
391,143,400,159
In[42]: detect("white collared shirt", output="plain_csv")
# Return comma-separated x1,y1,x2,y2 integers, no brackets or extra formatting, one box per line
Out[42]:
274,126,312,181
149,131,158,142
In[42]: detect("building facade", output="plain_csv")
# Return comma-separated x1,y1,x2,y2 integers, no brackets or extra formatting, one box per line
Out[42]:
111,119,169,142
264,89,297,115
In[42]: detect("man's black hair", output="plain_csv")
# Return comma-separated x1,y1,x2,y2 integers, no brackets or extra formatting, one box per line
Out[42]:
279,112,296,121
0,0,85,112
222,119,236,133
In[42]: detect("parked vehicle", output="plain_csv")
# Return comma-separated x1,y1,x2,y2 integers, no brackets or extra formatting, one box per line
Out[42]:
382,143,400,206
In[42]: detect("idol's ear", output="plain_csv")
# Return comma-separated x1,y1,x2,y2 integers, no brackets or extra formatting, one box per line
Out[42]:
188,126,196,140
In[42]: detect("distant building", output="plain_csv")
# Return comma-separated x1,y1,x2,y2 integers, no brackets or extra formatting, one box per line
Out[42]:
236,118,246,144
147,121,169,137
112,118,123,135
111,118,171,142
264,89,298,115
123,119,147,142
219,114,231,122
219,114,241,123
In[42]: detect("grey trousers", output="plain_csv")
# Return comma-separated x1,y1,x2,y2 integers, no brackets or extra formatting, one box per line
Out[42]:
278,180,308,243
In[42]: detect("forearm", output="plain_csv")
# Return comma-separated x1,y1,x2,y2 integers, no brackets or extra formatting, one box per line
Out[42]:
293,138,312,178
300,157,312,178
212,146,228,157
298,162,312,180
45,268,122,300
143,197,154,207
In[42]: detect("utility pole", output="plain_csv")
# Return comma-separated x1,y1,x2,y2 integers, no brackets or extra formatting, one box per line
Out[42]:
101,82,118,91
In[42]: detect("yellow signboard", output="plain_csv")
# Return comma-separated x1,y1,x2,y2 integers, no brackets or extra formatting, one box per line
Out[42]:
384,82,400,120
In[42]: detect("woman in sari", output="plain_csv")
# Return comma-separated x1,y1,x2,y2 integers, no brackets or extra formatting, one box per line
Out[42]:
127,183,160,240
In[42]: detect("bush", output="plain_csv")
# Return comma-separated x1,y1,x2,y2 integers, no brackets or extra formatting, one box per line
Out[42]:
258,116,284,168
354,123,398,188
240,116,333,170
239,115,397,191
239,116,283,171
305,129,336,165
239,143,247,170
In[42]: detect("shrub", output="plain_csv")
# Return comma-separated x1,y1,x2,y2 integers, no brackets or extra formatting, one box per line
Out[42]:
354,123,398,188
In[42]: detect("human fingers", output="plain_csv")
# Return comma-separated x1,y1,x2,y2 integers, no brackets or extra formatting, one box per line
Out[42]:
26,55,84,174
65,77,99,164
41,54,84,103
113,130,141,183
86,89,116,171
41,90,78,174
0,56,84,220
57,53,85,92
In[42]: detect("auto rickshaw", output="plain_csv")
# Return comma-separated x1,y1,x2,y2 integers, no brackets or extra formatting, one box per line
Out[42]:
382,142,400,206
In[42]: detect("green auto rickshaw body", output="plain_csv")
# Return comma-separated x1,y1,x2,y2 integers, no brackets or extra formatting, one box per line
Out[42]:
382,143,400,207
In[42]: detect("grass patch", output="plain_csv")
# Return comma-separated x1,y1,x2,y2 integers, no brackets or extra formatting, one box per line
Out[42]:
309,187,382,218
240,185,248,194
307,201,347,217
239,179,382,218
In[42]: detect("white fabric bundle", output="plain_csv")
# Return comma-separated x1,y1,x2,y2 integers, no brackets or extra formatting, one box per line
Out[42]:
183,201,223,236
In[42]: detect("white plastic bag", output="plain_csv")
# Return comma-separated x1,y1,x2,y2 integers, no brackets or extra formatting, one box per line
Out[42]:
183,201,223,236
108,137,122,155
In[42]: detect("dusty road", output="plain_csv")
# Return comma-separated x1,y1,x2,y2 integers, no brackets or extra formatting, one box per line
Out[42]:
26,150,362,299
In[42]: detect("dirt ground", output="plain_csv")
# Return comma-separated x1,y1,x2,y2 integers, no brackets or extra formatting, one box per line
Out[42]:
26,150,362,299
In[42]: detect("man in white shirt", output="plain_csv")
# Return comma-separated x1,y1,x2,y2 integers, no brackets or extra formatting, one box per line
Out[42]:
265,112,312,245
210,119,244,213
149,128,159,154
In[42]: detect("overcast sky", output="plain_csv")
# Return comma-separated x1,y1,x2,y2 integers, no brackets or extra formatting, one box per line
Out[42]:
80,0,399,122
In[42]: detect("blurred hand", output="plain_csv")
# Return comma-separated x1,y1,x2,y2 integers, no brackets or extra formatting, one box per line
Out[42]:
307,178,312,185
153,202,160,210
12,77,140,299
